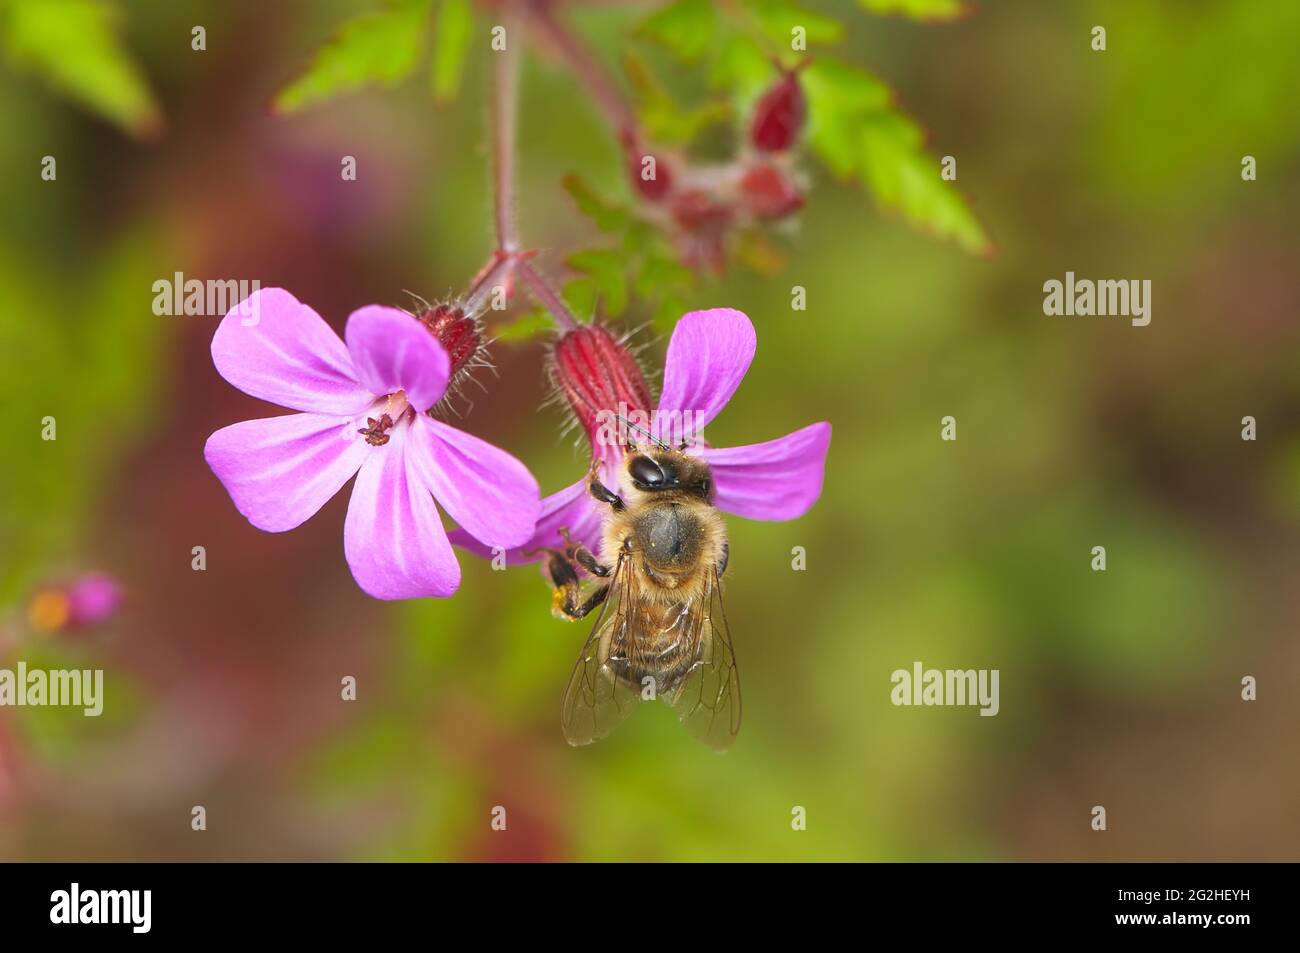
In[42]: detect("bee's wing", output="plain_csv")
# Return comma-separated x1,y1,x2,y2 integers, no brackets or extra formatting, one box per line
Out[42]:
561,552,645,746
665,567,742,750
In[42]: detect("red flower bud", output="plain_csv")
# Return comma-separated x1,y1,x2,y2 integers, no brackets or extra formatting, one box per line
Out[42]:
749,71,806,153
550,324,653,448
740,163,805,219
670,188,733,233
418,304,483,379
631,151,673,202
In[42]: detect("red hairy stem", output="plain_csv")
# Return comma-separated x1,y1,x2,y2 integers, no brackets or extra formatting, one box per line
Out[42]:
465,5,581,332
464,250,517,313
493,6,522,251
518,261,579,330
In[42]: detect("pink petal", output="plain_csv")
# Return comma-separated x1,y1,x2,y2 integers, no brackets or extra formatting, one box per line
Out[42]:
656,308,756,435
66,573,123,627
697,422,831,521
211,287,372,415
344,419,460,599
205,412,370,532
406,415,540,549
450,462,611,567
344,305,449,412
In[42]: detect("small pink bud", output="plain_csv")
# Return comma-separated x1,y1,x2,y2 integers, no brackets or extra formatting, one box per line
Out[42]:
740,163,805,219
66,573,122,627
750,71,806,153
631,153,673,202
623,130,674,202
670,188,733,233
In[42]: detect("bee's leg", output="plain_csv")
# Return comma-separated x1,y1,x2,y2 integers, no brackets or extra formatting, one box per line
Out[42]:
556,527,613,579
716,541,729,578
541,545,611,621
589,476,624,511
563,581,610,621
571,544,612,578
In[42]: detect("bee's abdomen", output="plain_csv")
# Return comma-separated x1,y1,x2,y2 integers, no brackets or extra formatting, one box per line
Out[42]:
609,604,699,695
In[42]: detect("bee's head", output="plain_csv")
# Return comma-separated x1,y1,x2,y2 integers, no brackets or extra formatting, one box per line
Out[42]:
624,447,714,502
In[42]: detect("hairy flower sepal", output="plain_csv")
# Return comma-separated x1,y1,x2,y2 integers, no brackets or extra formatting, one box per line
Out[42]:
205,288,541,599
453,307,831,566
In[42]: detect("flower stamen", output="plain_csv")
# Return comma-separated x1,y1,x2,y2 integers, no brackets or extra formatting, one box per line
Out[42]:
358,391,411,446
358,414,394,446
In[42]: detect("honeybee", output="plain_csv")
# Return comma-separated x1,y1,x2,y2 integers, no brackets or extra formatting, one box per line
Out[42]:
540,435,740,749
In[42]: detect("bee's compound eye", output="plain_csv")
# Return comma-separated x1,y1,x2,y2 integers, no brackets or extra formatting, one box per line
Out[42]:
629,455,666,487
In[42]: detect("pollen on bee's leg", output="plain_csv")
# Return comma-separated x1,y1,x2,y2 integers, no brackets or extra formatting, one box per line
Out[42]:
539,549,586,621
550,586,575,621
543,548,580,591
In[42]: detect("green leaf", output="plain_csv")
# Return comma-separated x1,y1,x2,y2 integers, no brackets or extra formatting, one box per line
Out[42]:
430,0,473,104
274,0,431,114
858,112,991,255
561,277,599,320
857,0,966,23
632,252,694,300
566,248,629,317
749,0,843,48
492,309,552,342
708,34,773,98
1,0,162,136
624,49,729,145
802,56,990,255
638,0,718,61
803,58,891,176
562,173,630,233
652,290,689,331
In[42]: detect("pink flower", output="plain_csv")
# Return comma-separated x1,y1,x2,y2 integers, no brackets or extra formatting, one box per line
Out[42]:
66,573,123,627
204,288,541,599
454,307,830,563
26,571,123,634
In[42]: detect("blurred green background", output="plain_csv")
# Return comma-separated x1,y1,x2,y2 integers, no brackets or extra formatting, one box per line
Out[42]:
2,0,1299,861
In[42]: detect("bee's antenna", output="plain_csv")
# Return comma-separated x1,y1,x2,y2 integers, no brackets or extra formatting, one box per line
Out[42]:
612,413,674,453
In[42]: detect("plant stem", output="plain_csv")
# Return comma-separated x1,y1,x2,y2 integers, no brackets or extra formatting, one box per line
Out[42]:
519,261,579,330
493,7,522,252
468,2,579,332
464,250,514,314
525,1,635,140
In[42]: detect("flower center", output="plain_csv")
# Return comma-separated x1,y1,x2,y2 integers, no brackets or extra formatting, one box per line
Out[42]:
358,392,411,446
